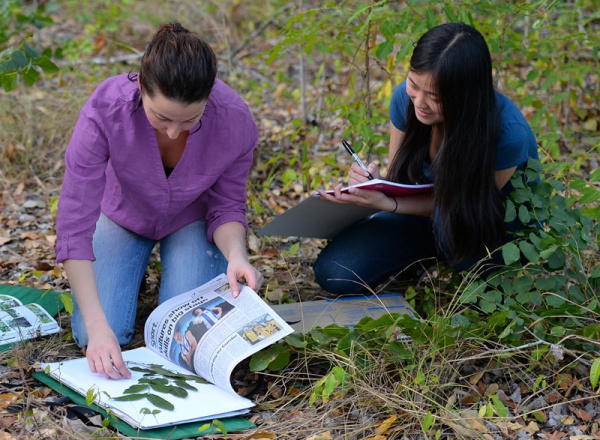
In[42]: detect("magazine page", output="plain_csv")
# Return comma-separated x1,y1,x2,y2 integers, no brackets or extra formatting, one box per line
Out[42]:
0,303,60,345
144,273,294,393
41,347,253,430
0,294,24,310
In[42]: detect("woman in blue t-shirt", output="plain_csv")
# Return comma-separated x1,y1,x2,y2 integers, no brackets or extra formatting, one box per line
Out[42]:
314,23,538,295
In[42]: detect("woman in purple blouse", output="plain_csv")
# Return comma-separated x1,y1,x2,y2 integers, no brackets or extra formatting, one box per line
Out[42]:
55,22,263,379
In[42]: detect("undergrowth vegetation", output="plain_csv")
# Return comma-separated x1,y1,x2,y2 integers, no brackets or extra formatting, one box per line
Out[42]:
1,0,599,438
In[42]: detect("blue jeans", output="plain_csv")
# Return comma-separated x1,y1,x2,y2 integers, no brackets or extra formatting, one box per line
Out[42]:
313,210,505,295
71,214,227,347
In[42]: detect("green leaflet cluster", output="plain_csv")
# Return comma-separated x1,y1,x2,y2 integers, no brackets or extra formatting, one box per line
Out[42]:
112,363,209,413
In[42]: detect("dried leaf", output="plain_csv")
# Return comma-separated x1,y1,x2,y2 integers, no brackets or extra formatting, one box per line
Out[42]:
468,369,485,385
375,415,397,435
570,406,592,422
0,392,21,410
523,421,540,435
243,431,278,440
305,432,332,440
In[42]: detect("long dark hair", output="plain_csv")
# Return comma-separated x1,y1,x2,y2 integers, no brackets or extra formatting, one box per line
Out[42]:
134,22,217,104
387,23,504,263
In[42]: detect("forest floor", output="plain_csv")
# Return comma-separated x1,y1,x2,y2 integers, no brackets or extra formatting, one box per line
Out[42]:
1,3,600,440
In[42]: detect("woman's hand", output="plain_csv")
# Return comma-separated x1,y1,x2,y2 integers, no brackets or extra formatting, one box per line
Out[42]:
63,259,131,380
317,183,396,212
85,324,131,380
348,162,380,186
213,221,264,297
226,252,264,297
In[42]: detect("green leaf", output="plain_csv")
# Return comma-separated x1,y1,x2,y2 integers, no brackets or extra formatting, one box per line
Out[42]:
10,50,29,69
479,299,496,314
488,310,509,328
490,394,507,417
146,393,175,411
112,393,146,402
590,358,600,389
385,341,414,360
518,204,531,224
285,332,307,348
129,366,155,374
2,72,18,92
519,241,539,263
60,292,74,314
379,20,396,39
148,381,172,394
122,384,148,394
505,199,516,222
166,386,188,398
375,40,393,60
425,9,437,29
249,344,288,371
422,411,435,431
23,44,40,59
212,419,227,435
35,55,58,73
322,372,339,403
173,379,197,391
443,6,458,22
539,245,558,259
502,242,520,265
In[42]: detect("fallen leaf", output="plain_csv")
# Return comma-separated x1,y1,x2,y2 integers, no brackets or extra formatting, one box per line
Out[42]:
0,431,18,440
506,421,525,431
0,392,21,410
546,390,562,403
305,432,332,440
375,415,397,435
583,118,598,131
523,421,540,435
0,415,19,430
14,182,24,196
243,431,277,440
541,430,568,440
484,383,499,396
570,406,593,422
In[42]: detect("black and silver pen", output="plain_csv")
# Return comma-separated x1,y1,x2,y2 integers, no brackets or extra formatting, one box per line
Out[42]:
342,139,374,180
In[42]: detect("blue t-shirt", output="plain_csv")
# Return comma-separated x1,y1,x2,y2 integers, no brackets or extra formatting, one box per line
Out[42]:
389,80,539,175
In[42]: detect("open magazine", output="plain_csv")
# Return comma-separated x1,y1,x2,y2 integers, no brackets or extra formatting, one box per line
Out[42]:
41,274,294,430
0,294,61,345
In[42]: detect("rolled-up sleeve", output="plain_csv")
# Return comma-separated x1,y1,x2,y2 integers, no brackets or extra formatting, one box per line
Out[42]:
205,111,258,241
55,97,109,263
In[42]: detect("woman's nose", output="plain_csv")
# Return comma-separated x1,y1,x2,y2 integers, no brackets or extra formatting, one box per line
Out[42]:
412,92,426,109
166,124,182,139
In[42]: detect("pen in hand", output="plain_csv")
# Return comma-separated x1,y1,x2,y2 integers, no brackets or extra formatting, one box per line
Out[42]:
342,139,374,180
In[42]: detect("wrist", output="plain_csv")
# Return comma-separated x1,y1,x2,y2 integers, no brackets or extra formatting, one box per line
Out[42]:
389,197,398,213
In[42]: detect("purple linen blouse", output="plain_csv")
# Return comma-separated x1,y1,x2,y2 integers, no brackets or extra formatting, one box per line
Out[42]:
55,74,258,263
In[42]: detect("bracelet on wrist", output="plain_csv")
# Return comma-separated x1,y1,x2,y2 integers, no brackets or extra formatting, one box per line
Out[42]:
390,197,398,213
